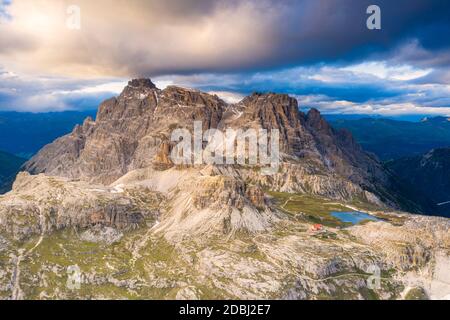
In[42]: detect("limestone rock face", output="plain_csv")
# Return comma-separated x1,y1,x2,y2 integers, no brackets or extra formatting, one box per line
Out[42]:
0,172,161,241
222,93,388,195
23,79,393,207
23,80,226,185
350,215,450,271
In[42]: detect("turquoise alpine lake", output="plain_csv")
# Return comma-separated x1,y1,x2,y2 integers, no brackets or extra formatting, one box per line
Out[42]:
330,211,379,225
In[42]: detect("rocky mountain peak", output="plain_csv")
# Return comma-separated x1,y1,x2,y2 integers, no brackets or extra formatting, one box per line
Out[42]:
306,107,321,118
306,108,332,133
127,78,157,89
238,92,300,125
23,79,396,208
118,78,158,101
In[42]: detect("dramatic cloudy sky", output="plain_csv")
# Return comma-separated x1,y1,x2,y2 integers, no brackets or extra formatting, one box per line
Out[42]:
1,0,450,116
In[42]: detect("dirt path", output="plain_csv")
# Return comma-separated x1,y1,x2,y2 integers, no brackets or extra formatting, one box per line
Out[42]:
280,196,295,213
10,208,46,300
298,272,391,283
129,228,154,267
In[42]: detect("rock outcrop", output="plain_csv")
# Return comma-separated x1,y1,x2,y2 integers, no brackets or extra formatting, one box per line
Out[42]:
0,172,161,241
23,79,396,208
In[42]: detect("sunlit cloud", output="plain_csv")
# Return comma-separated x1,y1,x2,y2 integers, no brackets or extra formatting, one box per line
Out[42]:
343,62,432,81
0,0,450,116
61,81,128,95
295,94,450,116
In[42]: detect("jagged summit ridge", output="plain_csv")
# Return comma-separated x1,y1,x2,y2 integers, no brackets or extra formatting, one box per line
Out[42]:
23,79,392,207
127,78,157,89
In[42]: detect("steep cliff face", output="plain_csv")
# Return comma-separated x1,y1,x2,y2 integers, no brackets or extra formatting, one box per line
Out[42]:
23,79,226,184
221,93,388,194
23,79,391,207
0,172,161,241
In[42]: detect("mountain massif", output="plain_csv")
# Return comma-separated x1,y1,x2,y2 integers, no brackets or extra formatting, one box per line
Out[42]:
22,79,399,208
0,79,448,300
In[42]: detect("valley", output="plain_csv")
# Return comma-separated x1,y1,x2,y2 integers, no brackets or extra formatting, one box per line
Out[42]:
0,151,25,194
329,117,450,161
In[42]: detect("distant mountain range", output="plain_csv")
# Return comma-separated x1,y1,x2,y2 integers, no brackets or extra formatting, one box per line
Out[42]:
0,111,95,193
0,150,26,193
329,116,450,161
0,111,96,158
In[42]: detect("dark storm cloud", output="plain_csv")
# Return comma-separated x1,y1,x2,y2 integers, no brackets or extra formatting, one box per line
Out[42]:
1,0,449,76
257,0,450,70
